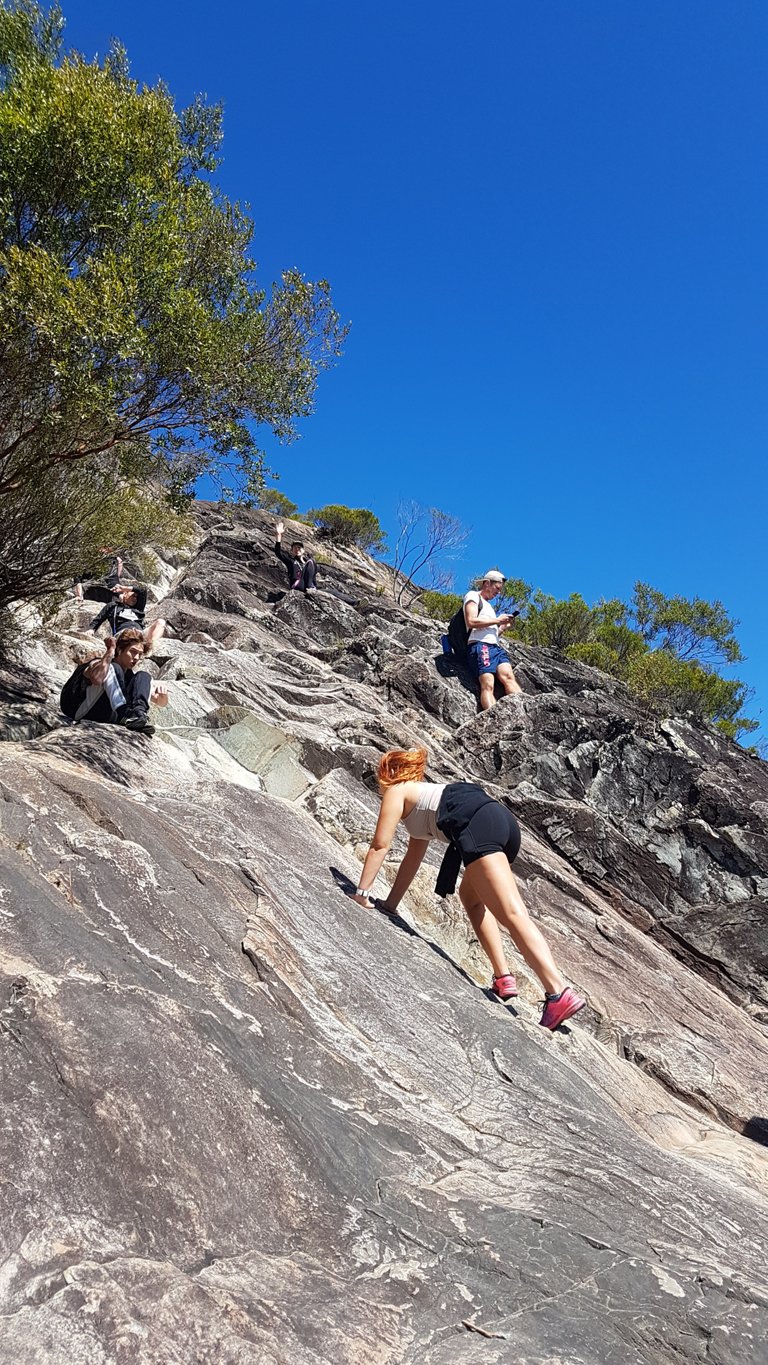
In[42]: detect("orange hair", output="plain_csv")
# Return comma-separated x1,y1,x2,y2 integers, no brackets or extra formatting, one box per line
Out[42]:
377,748,428,789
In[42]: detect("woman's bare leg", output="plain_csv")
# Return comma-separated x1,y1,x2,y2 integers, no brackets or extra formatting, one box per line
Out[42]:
461,853,565,995
459,878,511,978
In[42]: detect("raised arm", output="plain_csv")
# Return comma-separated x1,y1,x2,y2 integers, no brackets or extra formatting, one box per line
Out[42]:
351,784,408,907
84,637,116,685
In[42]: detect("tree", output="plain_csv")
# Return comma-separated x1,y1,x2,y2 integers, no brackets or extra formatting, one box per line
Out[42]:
258,487,299,518
0,461,191,615
627,650,757,741
0,2,346,616
305,504,386,552
419,589,462,621
522,592,597,651
591,598,646,671
390,501,469,606
631,583,743,666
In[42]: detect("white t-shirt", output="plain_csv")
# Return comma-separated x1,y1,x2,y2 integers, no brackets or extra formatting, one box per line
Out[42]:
463,590,499,646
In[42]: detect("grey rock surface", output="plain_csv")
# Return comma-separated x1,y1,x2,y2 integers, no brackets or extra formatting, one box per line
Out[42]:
1,504,766,1363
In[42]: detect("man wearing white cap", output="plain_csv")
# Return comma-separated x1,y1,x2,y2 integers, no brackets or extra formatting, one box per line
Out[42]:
463,569,522,710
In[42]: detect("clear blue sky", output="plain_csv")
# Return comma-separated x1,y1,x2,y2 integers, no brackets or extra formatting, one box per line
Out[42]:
65,1,767,737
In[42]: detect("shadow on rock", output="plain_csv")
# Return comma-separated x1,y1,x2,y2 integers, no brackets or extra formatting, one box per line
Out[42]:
330,864,481,993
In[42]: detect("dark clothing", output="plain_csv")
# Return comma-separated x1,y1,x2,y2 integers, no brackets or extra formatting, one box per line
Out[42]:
82,585,116,605
274,541,317,592
467,641,512,678
435,782,521,897
88,594,146,636
60,662,151,724
76,555,123,594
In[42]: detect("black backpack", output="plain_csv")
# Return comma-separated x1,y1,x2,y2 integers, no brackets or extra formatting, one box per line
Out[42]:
60,663,90,719
446,594,480,659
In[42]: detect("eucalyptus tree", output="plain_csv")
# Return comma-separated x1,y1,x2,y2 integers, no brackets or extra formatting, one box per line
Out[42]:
0,1,346,614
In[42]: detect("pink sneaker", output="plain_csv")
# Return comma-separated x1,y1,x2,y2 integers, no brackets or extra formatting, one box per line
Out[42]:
539,986,585,1030
491,973,518,1000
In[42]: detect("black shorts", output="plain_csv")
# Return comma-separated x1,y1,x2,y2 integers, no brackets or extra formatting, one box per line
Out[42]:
435,783,521,893
457,801,521,867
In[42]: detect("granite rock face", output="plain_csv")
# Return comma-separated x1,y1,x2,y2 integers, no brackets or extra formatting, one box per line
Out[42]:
0,504,766,1363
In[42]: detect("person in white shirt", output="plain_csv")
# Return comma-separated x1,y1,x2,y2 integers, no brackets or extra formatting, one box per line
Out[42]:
463,569,522,710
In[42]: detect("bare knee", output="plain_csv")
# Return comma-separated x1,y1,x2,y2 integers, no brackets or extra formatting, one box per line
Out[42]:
498,666,521,695
479,678,495,709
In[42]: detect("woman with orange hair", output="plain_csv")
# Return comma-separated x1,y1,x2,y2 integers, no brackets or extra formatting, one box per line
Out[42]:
351,749,585,1030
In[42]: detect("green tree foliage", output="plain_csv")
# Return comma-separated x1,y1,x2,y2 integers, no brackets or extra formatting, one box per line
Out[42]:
494,577,532,615
1,460,191,612
258,487,299,517
0,1,346,617
565,641,624,677
631,583,743,665
522,592,596,650
305,505,386,552
627,651,757,741
592,603,646,670
508,579,756,743
419,589,462,622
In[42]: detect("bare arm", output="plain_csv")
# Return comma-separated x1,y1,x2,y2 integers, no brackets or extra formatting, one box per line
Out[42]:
84,637,116,685
464,596,512,631
379,837,430,911
351,784,407,906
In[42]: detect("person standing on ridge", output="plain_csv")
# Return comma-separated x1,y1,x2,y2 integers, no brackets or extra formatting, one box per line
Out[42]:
274,519,318,593
350,747,586,1030
464,569,522,710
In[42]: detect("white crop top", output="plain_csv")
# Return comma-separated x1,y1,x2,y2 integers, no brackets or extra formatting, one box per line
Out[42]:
402,783,448,842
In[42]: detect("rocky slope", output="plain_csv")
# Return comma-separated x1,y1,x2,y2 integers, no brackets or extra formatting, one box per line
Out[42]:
0,504,766,1363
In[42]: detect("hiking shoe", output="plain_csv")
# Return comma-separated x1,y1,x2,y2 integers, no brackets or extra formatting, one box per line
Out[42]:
491,973,518,1000
119,715,155,737
539,986,585,1030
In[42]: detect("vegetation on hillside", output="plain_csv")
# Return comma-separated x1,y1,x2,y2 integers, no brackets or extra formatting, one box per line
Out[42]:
302,504,387,552
0,0,346,621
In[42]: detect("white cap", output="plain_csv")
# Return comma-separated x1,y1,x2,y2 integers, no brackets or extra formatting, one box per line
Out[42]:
480,568,505,583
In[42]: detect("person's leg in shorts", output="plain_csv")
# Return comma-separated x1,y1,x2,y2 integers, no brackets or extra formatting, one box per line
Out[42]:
457,802,585,1026
457,804,523,996
468,643,519,710
495,657,522,697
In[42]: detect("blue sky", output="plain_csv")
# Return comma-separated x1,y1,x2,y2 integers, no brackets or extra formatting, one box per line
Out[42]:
65,1,767,737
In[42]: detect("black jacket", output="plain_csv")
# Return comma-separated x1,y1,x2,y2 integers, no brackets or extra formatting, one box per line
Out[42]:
89,596,146,635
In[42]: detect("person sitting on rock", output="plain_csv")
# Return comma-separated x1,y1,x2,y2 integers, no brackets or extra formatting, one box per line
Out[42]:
274,519,318,593
59,629,169,736
464,569,522,710
351,747,585,1030
87,584,166,652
